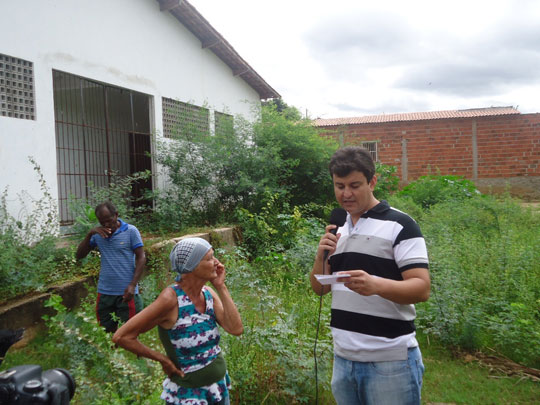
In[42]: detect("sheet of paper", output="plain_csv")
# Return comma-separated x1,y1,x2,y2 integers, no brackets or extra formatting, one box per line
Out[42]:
315,274,351,285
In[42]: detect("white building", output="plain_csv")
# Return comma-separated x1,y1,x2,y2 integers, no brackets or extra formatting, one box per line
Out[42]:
0,0,279,226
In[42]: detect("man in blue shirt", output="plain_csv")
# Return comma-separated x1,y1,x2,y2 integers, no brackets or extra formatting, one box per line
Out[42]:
76,202,146,332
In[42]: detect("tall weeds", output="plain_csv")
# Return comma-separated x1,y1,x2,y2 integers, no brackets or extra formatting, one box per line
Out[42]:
3,192,539,402
401,195,540,368
0,157,68,301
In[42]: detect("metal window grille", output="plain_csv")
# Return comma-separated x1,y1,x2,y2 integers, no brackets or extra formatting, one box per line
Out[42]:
361,141,378,162
162,97,209,139
0,53,35,120
214,111,233,137
53,70,152,225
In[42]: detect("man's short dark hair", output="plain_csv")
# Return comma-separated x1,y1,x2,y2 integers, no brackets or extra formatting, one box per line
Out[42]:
95,201,118,217
329,147,376,182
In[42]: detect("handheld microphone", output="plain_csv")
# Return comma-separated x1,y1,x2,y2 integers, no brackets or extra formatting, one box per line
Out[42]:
323,207,347,261
314,207,347,404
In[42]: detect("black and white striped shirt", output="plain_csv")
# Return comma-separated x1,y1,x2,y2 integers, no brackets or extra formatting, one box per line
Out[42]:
329,200,429,362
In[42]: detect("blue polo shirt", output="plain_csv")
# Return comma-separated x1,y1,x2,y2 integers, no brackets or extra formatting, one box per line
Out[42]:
90,219,143,295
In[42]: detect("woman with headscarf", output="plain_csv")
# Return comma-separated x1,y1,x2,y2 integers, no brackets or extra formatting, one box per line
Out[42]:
113,237,243,405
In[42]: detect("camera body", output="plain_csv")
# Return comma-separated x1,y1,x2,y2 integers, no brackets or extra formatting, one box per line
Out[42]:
0,365,75,404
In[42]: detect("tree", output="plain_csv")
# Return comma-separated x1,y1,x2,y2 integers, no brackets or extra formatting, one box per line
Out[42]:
253,103,339,207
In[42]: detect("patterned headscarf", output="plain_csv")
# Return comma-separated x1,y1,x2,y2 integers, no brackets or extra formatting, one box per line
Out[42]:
169,237,212,281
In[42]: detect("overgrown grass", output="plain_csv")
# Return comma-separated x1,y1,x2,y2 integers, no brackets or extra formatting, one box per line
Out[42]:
401,195,540,368
2,245,336,404
218,247,335,404
3,244,539,404
2,168,539,402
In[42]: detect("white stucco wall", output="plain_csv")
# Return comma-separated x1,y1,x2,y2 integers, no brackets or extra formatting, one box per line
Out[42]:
0,0,262,225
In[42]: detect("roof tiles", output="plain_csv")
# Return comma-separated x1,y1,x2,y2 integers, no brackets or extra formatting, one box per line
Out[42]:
313,106,520,127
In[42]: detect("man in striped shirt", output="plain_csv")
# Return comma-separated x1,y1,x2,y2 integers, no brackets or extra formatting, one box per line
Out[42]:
76,202,146,333
310,147,430,405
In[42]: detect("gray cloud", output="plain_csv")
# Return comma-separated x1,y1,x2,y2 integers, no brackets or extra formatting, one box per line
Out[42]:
304,5,540,98
397,52,540,96
329,97,433,117
305,10,417,68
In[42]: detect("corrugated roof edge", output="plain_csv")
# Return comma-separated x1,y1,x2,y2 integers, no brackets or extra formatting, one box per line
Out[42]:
313,106,521,127
157,0,280,100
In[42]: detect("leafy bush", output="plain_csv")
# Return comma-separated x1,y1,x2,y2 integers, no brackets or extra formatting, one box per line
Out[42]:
0,157,58,244
151,102,339,232
219,244,335,404
252,103,338,208
235,191,328,261
398,174,480,209
68,170,151,237
152,105,267,230
386,194,426,222
373,161,400,200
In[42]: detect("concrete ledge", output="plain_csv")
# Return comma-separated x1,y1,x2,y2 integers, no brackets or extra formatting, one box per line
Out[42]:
0,276,95,331
149,227,238,251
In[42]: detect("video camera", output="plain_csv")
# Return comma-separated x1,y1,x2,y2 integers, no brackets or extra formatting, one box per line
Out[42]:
0,365,75,404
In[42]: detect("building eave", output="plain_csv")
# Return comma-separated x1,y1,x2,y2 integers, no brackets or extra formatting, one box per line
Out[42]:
156,0,280,100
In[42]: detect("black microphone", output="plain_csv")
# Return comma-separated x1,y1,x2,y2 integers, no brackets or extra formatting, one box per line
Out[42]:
323,208,347,260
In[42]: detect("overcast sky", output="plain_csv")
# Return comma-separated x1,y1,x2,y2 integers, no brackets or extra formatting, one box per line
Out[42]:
190,0,540,119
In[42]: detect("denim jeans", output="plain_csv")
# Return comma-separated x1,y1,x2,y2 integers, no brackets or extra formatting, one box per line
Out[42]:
331,346,424,405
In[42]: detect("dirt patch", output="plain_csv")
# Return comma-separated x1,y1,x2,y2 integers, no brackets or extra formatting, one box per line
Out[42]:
459,348,540,382
521,201,540,209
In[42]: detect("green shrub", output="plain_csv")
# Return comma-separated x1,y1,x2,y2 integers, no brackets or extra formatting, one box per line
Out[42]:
235,192,294,258
235,192,327,261
0,157,58,243
151,105,266,230
151,102,339,232
373,162,399,200
386,194,425,222
219,245,334,403
253,103,338,208
398,174,480,209
68,170,151,237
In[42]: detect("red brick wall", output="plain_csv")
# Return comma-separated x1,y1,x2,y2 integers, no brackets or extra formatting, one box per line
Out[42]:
476,114,539,178
318,113,540,198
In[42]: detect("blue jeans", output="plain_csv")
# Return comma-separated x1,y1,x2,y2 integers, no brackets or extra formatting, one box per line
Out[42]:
331,346,425,405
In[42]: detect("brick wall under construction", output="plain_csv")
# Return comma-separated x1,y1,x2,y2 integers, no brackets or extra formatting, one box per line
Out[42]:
317,113,540,200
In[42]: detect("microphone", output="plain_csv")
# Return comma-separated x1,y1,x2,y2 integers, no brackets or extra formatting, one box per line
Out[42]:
323,208,347,260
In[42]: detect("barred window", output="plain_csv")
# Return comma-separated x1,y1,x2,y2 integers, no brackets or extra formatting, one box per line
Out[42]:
214,111,233,137
361,141,378,162
162,97,209,139
0,53,35,120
